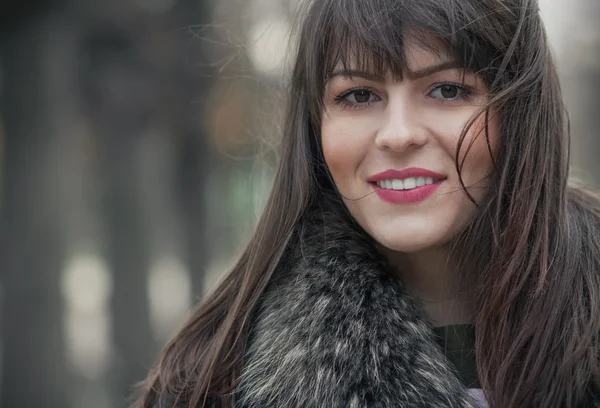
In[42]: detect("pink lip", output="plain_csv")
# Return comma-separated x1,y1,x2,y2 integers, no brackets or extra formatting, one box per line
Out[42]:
368,168,446,204
367,168,446,182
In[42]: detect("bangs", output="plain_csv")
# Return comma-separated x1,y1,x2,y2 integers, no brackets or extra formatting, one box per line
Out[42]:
325,12,447,83
299,0,501,121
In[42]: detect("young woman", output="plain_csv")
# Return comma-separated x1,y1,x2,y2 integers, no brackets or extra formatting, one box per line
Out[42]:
137,0,600,406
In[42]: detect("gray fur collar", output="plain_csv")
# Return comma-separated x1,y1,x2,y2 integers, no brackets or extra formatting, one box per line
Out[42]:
236,202,477,408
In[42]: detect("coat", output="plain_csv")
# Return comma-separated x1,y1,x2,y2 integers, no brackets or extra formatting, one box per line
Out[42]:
156,202,600,408
235,205,476,408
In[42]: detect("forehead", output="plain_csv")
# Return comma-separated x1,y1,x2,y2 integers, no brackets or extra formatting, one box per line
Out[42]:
309,0,502,85
329,31,457,79
403,35,453,68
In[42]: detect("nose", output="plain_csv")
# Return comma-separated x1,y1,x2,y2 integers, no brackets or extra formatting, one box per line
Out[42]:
374,96,428,152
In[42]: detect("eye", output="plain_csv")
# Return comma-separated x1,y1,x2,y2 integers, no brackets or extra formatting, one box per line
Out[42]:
334,88,380,109
429,83,474,102
347,89,376,103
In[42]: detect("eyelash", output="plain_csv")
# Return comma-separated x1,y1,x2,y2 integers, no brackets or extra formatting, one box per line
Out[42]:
332,82,476,110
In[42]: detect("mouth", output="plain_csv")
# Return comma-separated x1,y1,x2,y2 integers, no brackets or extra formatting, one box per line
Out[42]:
367,168,447,204
371,176,443,191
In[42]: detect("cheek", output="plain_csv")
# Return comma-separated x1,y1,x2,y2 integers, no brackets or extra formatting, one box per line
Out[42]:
321,118,371,186
321,128,348,178
448,109,500,178
465,110,500,172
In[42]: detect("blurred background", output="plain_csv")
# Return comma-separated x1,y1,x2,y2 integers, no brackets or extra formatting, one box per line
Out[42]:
0,0,597,407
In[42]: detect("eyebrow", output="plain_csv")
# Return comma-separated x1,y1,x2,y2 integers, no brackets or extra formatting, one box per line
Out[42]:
327,60,468,82
407,60,467,79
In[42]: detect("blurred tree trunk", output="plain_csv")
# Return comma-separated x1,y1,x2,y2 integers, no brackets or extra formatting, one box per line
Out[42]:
178,127,210,301
0,9,74,408
84,31,156,406
172,0,213,302
576,0,600,180
81,0,215,402
561,0,600,182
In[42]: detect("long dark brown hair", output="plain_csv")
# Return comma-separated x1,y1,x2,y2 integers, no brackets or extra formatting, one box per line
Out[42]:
136,0,600,407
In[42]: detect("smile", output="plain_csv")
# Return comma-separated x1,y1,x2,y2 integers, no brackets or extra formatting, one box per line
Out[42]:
372,180,444,204
375,177,441,191
368,168,446,204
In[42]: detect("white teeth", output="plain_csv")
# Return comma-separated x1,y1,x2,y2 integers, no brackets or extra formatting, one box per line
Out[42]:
376,177,440,190
392,179,404,190
403,178,416,189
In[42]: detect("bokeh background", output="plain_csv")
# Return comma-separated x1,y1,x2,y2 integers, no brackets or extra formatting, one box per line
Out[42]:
0,0,598,407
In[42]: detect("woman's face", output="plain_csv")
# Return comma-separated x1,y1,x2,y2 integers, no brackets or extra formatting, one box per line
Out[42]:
321,36,499,253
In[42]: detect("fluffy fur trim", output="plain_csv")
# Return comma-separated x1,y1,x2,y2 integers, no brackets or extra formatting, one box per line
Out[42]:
236,203,477,408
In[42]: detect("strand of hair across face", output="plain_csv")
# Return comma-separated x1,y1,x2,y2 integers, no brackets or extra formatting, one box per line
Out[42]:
337,174,491,202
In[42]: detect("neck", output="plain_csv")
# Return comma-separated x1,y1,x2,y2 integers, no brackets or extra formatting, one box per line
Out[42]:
383,245,473,327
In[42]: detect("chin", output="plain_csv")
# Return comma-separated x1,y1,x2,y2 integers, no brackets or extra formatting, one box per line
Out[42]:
373,234,445,254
